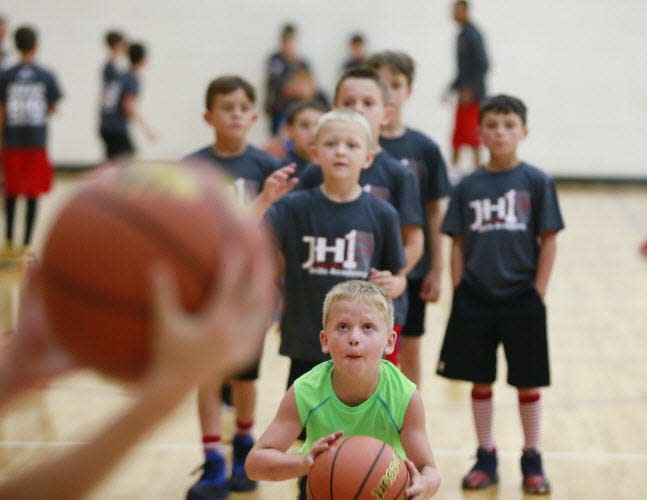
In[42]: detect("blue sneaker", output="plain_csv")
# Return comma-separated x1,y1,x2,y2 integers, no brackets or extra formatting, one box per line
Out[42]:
521,449,551,494
462,447,498,489
186,450,229,500
229,434,257,492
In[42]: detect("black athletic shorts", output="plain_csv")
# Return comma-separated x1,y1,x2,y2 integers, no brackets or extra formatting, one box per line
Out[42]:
100,129,134,159
436,281,550,387
402,277,425,336
287,358,323,390
298,475,307,500
231,358,261,381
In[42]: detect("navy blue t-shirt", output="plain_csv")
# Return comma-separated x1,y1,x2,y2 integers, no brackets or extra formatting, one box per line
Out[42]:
0,63,62,148
298,150,424,324
442,162,564,300
267,188,406,362
380,128,451,279
100,71,139,133
184,145,280,204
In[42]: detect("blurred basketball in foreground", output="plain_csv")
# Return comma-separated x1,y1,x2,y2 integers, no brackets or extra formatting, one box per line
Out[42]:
307,435,410,499
40,161,255,380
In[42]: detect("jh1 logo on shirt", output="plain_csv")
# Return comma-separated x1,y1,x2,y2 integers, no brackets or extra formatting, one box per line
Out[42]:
469,189,530,233
301,230,374,278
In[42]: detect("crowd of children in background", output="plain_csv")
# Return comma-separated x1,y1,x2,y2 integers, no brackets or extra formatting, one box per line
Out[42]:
0,3,579,499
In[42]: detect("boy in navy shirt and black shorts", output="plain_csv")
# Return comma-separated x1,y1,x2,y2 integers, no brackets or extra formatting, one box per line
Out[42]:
0,25,62,258
184,75,283,500
437,95,564,494
368,50,451,386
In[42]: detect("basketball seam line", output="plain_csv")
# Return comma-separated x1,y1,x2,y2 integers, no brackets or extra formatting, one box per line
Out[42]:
89,190,213,289
329,437,350,500
353,441,386,500
43,190,215,317
42,266,147,317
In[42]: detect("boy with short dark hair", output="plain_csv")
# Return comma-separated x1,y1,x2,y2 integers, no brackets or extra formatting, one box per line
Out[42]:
99,41,154,160
245,280,441,499
184,74,282,500
367,50,451,385
437,94,564,494
0,25,62,258
281,100,327,177
299,66,425,359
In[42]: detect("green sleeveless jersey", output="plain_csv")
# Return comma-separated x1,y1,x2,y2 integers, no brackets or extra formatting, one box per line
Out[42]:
294,359,416,458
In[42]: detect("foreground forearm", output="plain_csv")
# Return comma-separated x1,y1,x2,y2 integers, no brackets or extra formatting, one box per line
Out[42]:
0,377,190,500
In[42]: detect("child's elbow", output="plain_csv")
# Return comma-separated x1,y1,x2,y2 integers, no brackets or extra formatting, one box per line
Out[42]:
244,453,260,480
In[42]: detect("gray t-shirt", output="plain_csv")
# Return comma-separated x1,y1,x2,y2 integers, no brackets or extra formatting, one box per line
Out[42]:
442,162,564,300
267,188,406,362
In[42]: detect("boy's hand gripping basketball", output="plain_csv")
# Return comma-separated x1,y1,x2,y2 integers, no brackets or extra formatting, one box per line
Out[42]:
404,458,439,499
147,220,275,390
301,431,344,475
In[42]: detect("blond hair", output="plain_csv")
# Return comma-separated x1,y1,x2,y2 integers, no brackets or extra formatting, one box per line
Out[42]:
322,280,394,331
314,108,372,146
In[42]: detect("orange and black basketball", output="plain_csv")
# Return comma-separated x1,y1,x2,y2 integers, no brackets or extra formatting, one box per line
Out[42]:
307,435,410,500
40,162,246,380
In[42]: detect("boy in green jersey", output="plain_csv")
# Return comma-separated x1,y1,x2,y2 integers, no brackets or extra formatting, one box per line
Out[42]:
245,280,441,499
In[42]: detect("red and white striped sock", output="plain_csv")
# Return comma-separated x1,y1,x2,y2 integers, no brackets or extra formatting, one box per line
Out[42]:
471,388,495,451
202,434,222,453
519,392,542,451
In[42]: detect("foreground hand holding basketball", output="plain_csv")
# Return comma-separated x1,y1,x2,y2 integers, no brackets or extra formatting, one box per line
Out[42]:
145,219,274,392
0,257,76,408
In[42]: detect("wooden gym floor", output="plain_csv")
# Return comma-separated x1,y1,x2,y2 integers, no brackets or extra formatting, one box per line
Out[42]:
0,172,646,499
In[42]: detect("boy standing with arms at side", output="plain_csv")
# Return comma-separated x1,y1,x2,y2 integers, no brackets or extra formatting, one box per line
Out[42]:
368,51,451,386
437,95,563,494
299,67,425,353
0,25,62,258
245,280,441,499
99,42,154,160
184,75,283,500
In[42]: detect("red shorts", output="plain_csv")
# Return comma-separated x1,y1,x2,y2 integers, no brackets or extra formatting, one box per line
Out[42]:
2,148,53,196
452,102,481,149
384,324,403,366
